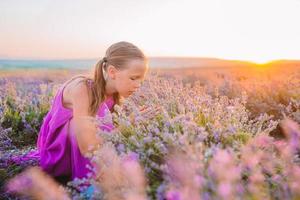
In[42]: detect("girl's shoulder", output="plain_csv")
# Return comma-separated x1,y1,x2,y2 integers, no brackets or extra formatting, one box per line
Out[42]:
61,75,93,110
63,75,93,92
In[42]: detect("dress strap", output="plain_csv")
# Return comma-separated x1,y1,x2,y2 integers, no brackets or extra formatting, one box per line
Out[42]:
86,79,93,89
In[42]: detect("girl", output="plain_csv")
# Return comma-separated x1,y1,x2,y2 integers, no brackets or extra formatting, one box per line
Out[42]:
37,41,152,183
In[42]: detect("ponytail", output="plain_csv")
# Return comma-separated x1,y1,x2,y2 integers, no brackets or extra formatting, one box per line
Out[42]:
89,58,106,115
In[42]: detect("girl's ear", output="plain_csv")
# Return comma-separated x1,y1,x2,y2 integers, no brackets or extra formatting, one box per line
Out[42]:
107,65,118,80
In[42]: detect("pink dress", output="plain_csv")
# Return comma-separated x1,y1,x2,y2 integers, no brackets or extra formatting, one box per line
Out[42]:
36,78,115,181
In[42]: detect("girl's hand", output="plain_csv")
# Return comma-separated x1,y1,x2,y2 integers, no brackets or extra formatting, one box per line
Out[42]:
129,105,162,124
139,105,162,121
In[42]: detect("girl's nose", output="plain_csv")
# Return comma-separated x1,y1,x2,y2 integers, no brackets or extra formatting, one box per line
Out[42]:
134,81,141,89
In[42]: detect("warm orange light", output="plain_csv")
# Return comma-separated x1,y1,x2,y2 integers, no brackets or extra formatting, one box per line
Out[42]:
251,62,274,73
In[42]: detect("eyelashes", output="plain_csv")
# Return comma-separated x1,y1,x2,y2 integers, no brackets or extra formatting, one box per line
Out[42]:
130,77,140,80
130,76,144,81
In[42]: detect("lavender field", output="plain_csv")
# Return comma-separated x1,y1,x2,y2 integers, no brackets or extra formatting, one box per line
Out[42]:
1,65,300,200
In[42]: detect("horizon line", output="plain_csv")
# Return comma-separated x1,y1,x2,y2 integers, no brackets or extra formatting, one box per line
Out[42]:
1,56,300,64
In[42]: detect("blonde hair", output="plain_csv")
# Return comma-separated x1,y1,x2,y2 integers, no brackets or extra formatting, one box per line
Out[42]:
88,41,147,115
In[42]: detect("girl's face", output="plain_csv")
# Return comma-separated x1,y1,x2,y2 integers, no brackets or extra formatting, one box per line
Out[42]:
108,59,148,98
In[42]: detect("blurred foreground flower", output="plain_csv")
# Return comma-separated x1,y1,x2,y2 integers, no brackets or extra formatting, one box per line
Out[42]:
164,148,201,200
280,118,300,155
6,166,70,200
89,142,147,200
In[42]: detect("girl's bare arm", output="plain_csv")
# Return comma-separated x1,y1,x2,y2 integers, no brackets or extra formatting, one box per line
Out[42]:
70,82,102,156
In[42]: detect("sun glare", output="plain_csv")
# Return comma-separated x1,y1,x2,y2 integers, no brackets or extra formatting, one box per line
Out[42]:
247,57,274,65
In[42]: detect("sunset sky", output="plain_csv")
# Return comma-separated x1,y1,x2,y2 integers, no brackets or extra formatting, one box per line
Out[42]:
1,0,300,63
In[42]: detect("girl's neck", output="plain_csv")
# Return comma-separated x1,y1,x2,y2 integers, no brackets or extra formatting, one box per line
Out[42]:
104,80,116,98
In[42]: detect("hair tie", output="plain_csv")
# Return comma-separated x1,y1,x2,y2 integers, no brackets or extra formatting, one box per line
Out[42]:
103,57,108,63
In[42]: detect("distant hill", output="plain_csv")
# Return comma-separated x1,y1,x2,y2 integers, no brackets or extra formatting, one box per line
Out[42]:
1,57,299,69
150,57,300,68
149,57,256,68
